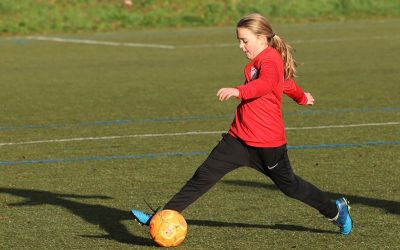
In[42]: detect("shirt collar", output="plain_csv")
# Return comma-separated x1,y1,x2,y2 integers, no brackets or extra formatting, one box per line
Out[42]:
251,46,272,65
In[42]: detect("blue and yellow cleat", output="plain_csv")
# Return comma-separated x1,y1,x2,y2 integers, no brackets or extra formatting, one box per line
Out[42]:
130,200,160,226
130,209,154,226
335,197,353,235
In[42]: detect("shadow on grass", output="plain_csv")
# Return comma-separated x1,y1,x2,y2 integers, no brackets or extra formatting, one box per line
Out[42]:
187,219,336,234
222,180,400,215
0,187,153,246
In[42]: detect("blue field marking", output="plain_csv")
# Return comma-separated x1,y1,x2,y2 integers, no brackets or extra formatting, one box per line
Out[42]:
11,38,30,45
366,141,400,145
0,114,233,131
287,143,355,150
285,106,400,115
1,141,398,166
1,106,399,132
0,152,208,166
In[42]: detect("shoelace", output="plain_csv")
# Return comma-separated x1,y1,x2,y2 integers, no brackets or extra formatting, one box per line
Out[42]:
144,199,161,214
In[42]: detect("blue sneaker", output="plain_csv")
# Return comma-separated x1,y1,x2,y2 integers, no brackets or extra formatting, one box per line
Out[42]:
131,200,160,226
130,209,154,226
335,197,353,235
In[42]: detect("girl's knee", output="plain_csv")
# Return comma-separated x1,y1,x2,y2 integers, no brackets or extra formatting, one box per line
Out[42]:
276,177,304,199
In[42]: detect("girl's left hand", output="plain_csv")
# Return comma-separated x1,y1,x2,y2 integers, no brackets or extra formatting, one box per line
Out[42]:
217,88,239,101
305,92,314,105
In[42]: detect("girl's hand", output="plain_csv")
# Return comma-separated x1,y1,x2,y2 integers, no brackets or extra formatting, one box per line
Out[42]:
217,88,239,101
305,92,314,105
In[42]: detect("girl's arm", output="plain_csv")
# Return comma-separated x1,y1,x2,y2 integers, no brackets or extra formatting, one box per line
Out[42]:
217,59,277,101
283,78,314,105
236,59,278,100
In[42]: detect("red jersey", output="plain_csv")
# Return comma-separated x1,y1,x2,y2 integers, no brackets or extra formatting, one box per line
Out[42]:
229,47,308,147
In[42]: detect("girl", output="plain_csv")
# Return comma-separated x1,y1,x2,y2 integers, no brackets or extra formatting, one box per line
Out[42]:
131,13,352,235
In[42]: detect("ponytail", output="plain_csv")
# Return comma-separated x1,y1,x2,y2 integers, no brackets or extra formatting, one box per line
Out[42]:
269,35,297,80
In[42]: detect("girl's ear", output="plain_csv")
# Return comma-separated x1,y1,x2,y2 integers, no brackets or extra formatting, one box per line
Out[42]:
258,35,268,45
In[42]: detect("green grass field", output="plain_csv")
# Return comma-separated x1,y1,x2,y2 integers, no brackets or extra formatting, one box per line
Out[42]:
1,19,399,249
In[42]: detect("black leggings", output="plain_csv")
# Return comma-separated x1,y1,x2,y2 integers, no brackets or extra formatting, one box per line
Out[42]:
164,133,337,219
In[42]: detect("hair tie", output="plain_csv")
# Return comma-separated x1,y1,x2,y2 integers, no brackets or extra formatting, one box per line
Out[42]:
268,33,276,40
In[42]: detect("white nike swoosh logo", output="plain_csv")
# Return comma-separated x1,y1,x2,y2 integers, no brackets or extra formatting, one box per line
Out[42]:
267,163,279,170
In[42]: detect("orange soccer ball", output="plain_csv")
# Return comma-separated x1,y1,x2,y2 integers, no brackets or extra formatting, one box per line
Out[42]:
149,209,188,247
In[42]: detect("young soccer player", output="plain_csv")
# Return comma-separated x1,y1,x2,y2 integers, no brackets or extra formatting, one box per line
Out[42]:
131,13,352,235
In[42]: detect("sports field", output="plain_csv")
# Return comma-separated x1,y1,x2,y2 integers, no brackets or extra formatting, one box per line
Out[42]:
1,19,399,249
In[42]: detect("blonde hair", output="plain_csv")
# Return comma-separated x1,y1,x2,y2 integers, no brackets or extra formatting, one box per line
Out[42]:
237,13,297,80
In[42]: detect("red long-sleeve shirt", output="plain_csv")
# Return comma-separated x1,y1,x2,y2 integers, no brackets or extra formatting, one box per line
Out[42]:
228,47,308,147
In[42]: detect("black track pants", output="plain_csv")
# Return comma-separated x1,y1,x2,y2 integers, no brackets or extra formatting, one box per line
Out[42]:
164,133,338,219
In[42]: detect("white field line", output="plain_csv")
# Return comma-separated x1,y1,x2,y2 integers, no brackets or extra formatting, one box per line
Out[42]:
285,121,400,130
25,36,176,49
179,43,237,48
22,34,400,49
0,122,398,147
0,131,225,147
290,35,400,44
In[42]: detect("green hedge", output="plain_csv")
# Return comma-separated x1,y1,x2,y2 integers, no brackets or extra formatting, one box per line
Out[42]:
1,0,399,34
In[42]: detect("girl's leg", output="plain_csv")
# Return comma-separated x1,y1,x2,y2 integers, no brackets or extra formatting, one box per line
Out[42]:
250,145,337,219
164,133,250,212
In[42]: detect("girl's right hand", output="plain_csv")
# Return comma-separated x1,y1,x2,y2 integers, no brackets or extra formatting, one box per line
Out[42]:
217,88,240,101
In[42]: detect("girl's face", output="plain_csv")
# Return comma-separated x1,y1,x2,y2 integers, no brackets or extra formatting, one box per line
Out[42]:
236,27,268,60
